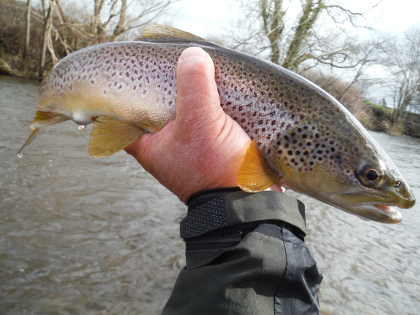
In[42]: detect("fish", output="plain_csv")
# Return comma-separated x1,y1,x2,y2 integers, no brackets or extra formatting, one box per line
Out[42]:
18,25,415,223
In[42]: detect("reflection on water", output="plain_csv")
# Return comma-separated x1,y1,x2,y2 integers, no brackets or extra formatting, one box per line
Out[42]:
0,75,419,314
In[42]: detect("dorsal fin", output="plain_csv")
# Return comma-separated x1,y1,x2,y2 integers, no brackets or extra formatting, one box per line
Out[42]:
137,24,221,48
139,24,206,42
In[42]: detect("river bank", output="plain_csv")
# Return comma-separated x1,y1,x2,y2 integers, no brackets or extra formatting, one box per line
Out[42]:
363,102,420,138
0,0,45,80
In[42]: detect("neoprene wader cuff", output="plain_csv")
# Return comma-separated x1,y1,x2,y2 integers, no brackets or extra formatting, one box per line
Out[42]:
161,188,323,315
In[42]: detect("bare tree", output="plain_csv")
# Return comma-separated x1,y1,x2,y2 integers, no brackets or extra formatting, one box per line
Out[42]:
229,0,372,73
23,0,32,61
89,0,173,43
337,38,384,101
39,0,57,78
29,0,174,78
380,28,420,123
282,0,325,70
260,0,285,64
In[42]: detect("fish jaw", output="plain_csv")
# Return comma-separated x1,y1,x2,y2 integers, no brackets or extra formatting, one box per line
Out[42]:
333,198,402,223
301,189,407,224
325,183,415,224
373,205,402,223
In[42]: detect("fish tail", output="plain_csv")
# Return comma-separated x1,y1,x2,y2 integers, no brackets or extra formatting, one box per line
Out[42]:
17,128,40,157
17,111,69,157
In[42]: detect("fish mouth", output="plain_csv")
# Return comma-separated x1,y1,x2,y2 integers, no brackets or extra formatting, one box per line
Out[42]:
372,204,402,223
338,202,403,224
321,192,406,224
319,183,417,223
357,191,415,223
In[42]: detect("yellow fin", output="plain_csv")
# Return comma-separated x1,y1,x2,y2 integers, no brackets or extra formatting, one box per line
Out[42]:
237,141,278,192
17,128,40,157
30,111,68,129
88,117,144,157
139,24,206,42
17,111,69,156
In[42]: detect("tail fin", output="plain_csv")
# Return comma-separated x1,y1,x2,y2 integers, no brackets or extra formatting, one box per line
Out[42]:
17,111,69,157
17,128,40,157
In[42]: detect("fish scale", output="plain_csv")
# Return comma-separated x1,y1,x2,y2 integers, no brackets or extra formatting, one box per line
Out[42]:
20,25,415,223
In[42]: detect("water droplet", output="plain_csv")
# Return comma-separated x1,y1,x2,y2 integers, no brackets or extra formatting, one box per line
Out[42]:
17,153,23,159
78,125,86,131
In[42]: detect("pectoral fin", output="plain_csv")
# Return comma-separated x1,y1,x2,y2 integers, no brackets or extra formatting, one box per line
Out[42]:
88,117,144,157
237,141,279,192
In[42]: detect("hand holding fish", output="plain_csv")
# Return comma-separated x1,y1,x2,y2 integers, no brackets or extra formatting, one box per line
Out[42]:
125,47,250,202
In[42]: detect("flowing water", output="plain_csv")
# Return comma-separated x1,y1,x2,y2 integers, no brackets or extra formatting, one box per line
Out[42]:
0,75,419,315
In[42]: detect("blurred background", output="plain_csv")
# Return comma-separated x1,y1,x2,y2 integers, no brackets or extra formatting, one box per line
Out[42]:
0,0,419,314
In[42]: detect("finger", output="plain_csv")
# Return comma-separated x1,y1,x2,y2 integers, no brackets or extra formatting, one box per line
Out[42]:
176,47,223,123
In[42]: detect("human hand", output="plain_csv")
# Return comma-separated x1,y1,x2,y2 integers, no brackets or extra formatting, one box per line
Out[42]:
125,47,251,202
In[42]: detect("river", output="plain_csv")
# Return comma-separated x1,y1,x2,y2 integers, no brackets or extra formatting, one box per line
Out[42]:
0,75,419,315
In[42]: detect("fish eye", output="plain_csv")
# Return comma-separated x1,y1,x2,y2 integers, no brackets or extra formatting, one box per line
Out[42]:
356,166,384,188
394,180,401,188
366,169,379,181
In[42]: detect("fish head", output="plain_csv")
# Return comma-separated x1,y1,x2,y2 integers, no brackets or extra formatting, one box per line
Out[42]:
269,120,415,224
254,65,416,223
321,153,415,224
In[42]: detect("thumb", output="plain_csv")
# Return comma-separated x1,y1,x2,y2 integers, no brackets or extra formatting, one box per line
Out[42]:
175,47,223,124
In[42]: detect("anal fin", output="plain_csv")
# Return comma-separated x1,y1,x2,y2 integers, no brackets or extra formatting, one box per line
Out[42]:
88,116,144,157
237,141,279,192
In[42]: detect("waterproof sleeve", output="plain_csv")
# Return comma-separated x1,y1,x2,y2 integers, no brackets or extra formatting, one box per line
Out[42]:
161,188,323,315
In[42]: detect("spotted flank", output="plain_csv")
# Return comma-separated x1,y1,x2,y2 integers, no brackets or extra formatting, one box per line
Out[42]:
19,25,415,223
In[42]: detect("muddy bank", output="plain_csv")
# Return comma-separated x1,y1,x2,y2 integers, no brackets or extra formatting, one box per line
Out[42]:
367,104,420,138
0,56,24,77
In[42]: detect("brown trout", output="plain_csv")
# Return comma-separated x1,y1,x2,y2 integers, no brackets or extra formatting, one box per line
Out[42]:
18,25,415,223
